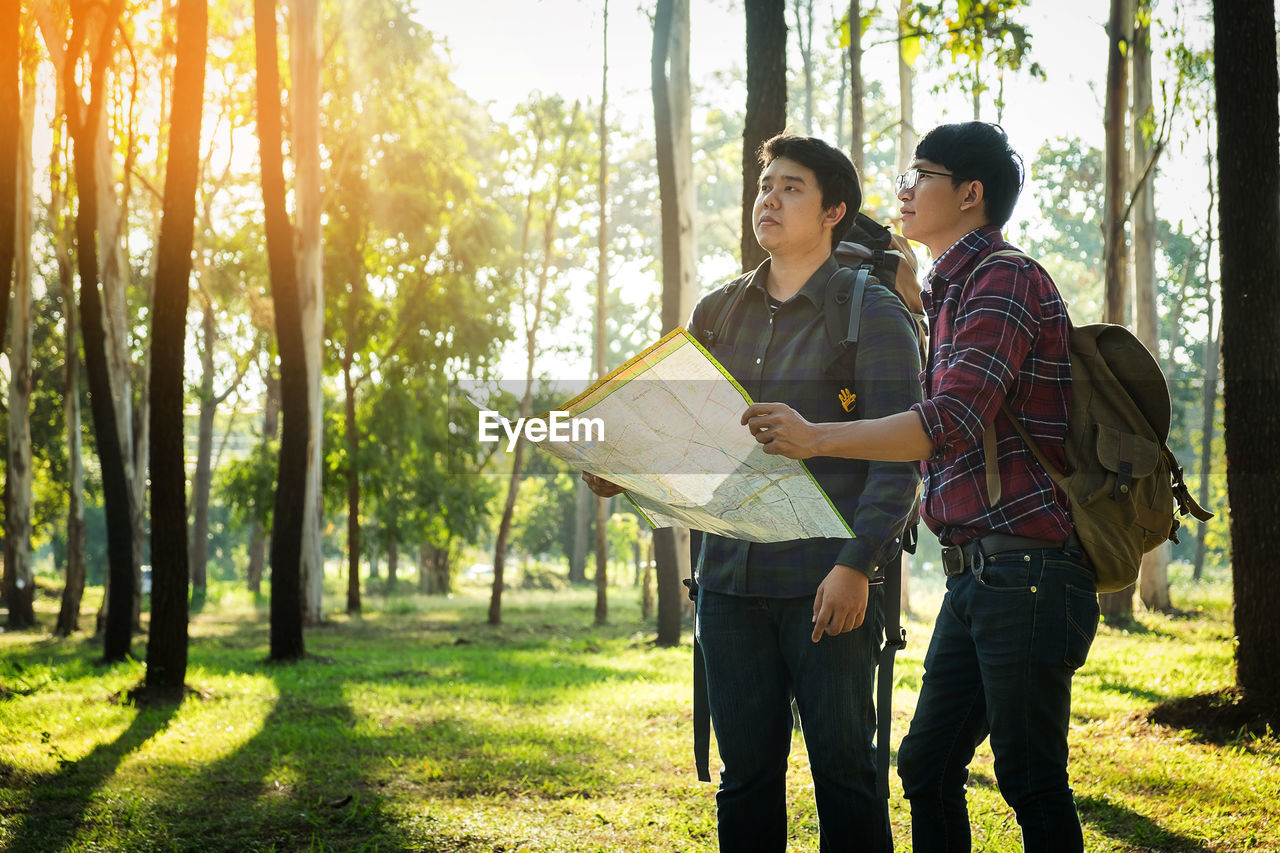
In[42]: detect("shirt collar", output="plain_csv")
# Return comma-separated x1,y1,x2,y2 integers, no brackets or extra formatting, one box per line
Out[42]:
750,254,840,309
928,224,1004,286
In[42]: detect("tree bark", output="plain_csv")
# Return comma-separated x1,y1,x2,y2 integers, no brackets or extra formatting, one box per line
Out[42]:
489,102,578,626
1130,5,1172,613
1193,304,1220,582
256,0,308,661
1215,0,1280,704
848,0,864,178
895,0,915,175
5,41,34,630
1098,0,1135,620
652,0,696,645
290,0,326,627
145,0,207,697
190,299,216,594
247,366,281,594
741,0,787,273
53,123,89,636
595,0,610,627
63,0,137,662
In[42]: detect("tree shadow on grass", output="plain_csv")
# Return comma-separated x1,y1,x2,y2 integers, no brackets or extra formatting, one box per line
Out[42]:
159,643,633,852
1148,687,1280,745
1077,794,1216,853
3,696,179,853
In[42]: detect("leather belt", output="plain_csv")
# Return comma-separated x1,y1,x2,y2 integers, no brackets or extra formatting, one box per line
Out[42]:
941,532,1082,577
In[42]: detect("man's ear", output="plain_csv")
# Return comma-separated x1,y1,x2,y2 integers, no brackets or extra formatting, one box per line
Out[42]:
959,180,985,215
823,201,847,229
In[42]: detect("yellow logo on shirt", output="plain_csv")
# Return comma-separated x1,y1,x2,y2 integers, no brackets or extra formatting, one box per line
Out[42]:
838,388,856,412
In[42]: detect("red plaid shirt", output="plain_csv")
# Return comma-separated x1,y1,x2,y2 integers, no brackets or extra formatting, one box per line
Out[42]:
911,226,1073,546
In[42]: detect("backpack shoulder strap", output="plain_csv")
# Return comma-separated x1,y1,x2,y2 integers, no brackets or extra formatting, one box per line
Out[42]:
876,549,906,799
824,264,872,353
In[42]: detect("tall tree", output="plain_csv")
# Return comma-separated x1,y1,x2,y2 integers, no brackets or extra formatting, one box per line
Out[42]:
1130,1,1173,613
291,0,326,627
59,0,136,661
52,117,89,637
4,12,34,630
1215,0,1280,706
145,0,208,697
846,0,865,177
594,0,611,627
651,0,695,646
741,0,786,273
1099,0,1135,619
896,0,917,174
255,0,308,661
489,98,589,626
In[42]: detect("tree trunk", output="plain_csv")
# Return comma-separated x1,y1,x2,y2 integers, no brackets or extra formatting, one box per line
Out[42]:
896,0,915,175
256,0,308,661
571,480,589,584
652,0,696,645
1098,0,1135,621
64,0,137,662
190,300,216,594
343,269,361,613
793,0,815,135
54,124,88,636
489,102,579,625
145,0,207,697
1215,0,1280,705
1193,306,1220,582
848,0,864,178
1131,6,1171,613
386,533,398,594
247,367,281,594
290,0,326,627
595,0,610,627
5,46,34,630
741,0,787,273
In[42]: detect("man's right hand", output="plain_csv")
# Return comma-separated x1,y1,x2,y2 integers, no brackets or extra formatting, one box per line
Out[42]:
582,471,626,498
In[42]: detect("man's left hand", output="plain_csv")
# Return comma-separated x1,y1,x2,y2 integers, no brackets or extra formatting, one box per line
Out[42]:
811,564,869,643
741,402,820,459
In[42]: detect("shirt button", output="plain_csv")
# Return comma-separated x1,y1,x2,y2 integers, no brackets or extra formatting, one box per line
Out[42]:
755,358,762,364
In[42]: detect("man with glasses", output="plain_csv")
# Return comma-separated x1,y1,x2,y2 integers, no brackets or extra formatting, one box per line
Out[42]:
741,121,1099,852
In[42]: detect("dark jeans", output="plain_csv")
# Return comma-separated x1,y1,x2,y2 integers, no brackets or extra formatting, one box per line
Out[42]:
696,587,891,853
897,545,1100,852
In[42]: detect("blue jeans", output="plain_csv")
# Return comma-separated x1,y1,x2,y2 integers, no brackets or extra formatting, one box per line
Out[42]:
696,587,891,853
897,546,1100,852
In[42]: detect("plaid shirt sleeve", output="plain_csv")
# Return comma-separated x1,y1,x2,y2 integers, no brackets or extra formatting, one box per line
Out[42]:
910,227,1073,544
914,253,1041,456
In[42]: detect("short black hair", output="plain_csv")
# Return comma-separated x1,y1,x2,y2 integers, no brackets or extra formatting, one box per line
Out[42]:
758,134,862,248
914,122,1025,227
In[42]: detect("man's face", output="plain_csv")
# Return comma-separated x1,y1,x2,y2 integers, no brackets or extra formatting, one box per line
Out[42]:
897,157,966,248
753,156,841,255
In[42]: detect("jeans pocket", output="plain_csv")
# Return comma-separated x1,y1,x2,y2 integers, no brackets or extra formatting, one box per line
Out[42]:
1064,585,1100,669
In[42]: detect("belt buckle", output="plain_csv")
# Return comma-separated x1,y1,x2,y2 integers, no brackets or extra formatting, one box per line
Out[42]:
941,546,965,577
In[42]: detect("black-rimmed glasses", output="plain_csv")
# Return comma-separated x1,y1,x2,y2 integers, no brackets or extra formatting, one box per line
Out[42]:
895,167,955,192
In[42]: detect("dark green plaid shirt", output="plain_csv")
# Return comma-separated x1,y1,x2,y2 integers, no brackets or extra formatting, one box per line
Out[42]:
690,255,923,598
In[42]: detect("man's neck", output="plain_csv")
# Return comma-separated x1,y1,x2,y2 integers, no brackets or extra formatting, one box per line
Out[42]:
765,244,831,301
925,219,992,261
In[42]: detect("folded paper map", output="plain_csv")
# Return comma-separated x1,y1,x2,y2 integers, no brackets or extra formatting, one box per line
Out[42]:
537,328,851,543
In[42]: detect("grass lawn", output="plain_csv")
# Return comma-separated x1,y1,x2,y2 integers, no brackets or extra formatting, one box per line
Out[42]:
1,565,1276,852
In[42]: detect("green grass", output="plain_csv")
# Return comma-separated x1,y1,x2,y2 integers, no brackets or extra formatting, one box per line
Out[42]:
1,567,1276,852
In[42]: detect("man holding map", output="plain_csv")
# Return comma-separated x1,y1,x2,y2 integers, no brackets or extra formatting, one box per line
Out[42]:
585,134,921,852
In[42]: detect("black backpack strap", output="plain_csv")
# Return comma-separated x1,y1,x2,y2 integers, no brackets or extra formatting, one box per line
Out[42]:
876,548,907,799
684,530,712,782
824,264,872,352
